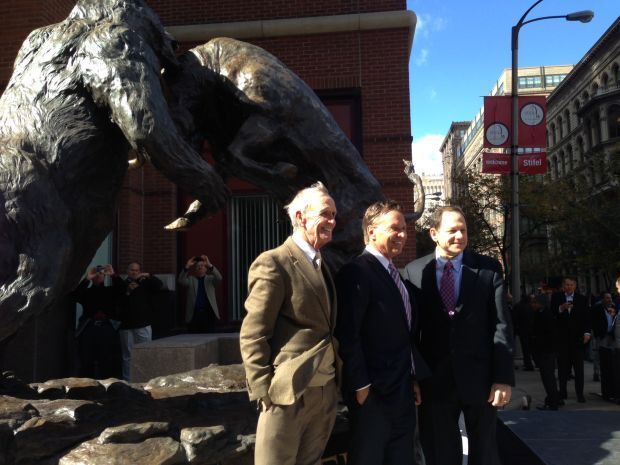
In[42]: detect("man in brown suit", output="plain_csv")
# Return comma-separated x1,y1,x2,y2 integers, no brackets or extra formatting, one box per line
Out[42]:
240,181,340,465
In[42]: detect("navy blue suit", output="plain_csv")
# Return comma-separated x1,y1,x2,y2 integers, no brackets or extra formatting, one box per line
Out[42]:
336,251,427,465
403,250,514,465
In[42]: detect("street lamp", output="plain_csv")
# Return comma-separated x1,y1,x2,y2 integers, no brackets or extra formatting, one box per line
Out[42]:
510,1,593,302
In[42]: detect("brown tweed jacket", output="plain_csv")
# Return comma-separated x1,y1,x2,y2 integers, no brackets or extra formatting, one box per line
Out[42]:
240,237,341,405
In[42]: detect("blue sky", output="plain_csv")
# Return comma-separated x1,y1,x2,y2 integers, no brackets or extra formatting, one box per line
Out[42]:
408,0,620,175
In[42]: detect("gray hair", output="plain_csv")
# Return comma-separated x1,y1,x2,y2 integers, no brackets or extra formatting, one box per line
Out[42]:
284,181,330,228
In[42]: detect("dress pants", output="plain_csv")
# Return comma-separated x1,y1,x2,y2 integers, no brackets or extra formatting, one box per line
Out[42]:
254,380,338,465
119,325,152,381
536,352,559,407
419,385,500,465
558,346,584,399
347,387,417,465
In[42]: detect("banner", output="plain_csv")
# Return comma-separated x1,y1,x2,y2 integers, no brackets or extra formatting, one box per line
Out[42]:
518,152,547,174
482,152,510,174
518,96,546,148
484,95,547,148
483,96,511,148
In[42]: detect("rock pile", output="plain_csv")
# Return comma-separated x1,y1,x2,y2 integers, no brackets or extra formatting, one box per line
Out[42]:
0,366,257,465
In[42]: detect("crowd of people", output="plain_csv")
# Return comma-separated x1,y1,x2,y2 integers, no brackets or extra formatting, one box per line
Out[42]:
512,277,620,410
71,256,222,381
240,182,513,465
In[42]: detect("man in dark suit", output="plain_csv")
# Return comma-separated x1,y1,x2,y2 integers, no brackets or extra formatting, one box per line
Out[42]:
551,277,591,403
531,294,561,410
591,292,616,400
403,206,514,465
336,201,425,465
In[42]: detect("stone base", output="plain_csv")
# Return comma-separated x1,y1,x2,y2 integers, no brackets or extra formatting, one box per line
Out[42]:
131,333,241,383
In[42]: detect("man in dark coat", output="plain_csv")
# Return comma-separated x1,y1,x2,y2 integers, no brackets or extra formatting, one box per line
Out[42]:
550,277,591,403
403,206,514,465
531,294,561,410
336,201,426,465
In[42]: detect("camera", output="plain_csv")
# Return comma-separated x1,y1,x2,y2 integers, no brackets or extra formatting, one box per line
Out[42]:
193,255,202,262
95,265,105,272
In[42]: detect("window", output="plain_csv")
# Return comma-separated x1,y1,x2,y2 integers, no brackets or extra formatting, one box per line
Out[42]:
544,74,566,87
608,105,620,139
228,195,291,321
518,75,542,89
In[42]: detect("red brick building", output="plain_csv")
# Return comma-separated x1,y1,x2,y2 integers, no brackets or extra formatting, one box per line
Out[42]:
1,1,416,379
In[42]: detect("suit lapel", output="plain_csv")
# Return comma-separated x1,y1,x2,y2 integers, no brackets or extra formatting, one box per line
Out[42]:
457,251,478,317
362,252,410,328
284,238,331,324
421,256,444,317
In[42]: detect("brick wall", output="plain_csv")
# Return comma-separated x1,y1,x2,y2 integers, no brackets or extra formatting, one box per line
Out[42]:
149,0,406,24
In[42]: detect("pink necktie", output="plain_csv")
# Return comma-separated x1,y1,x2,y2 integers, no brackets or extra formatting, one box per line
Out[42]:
440,261,456,318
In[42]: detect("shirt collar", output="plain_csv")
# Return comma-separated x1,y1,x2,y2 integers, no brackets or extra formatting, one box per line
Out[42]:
292,234,320,264
365,244,391,270
435,250,463,270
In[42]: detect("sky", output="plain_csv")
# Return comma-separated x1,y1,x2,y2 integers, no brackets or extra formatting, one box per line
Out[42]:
407,0,620,175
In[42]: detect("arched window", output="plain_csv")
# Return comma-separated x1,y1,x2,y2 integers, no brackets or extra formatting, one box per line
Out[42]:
609,104,620,139
550,123,557,145
591,82,599,96
576,137,585,162
558,116,564,138
564,109,571,132
559,150,566,176
612,62,619,87
601,73,609,91
566,144,573,172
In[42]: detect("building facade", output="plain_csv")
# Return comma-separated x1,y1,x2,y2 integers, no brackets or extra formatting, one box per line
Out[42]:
0,1,417,380
545,17,620,294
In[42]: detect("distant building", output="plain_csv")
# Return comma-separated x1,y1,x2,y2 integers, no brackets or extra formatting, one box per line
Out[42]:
440,121,469,201
452,65,574,182
420,174,445,222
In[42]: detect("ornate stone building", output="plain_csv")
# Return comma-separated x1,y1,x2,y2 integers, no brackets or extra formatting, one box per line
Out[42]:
545,16,620,293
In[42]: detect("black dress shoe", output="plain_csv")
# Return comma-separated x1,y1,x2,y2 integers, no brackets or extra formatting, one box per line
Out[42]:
536,403,558,411
577,396,586,403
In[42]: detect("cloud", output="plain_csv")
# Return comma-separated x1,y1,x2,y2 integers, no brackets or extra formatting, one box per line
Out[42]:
415,13,448,39
428,88,437,100
411,134,444,176
415,48,429,66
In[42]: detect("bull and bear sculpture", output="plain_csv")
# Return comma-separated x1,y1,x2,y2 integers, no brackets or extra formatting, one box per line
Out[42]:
0,0,424,344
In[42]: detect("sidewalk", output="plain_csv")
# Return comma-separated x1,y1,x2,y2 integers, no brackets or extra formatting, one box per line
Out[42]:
498,359,620,465
508,358,620,412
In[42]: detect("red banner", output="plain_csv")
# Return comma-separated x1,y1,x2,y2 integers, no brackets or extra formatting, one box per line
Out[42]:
518,96,547,148
482,152,510,173
483,96,511,148
484,95,547,148
518,152,547,174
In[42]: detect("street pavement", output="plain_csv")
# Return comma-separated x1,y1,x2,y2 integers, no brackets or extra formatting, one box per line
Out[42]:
497,358,620,465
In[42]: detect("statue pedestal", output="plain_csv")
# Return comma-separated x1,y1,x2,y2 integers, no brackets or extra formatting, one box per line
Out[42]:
131,333,241,383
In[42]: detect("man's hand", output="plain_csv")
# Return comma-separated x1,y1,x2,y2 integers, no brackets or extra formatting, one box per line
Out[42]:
413,381,422,405
488,383,512,407
583,334,591,344
356,386,370,405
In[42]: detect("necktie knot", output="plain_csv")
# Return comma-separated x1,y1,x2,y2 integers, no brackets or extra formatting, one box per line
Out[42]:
444,260,453,272
312,252,321,270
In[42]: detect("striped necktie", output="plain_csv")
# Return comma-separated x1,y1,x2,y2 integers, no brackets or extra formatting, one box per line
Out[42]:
388,263,412,330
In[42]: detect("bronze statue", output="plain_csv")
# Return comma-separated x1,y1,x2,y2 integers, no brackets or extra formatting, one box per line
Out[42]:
0,0,228,342
158,37,384,264
0,1,402,343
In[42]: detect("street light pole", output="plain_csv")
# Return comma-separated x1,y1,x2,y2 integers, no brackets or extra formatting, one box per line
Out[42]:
509,1,593,303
